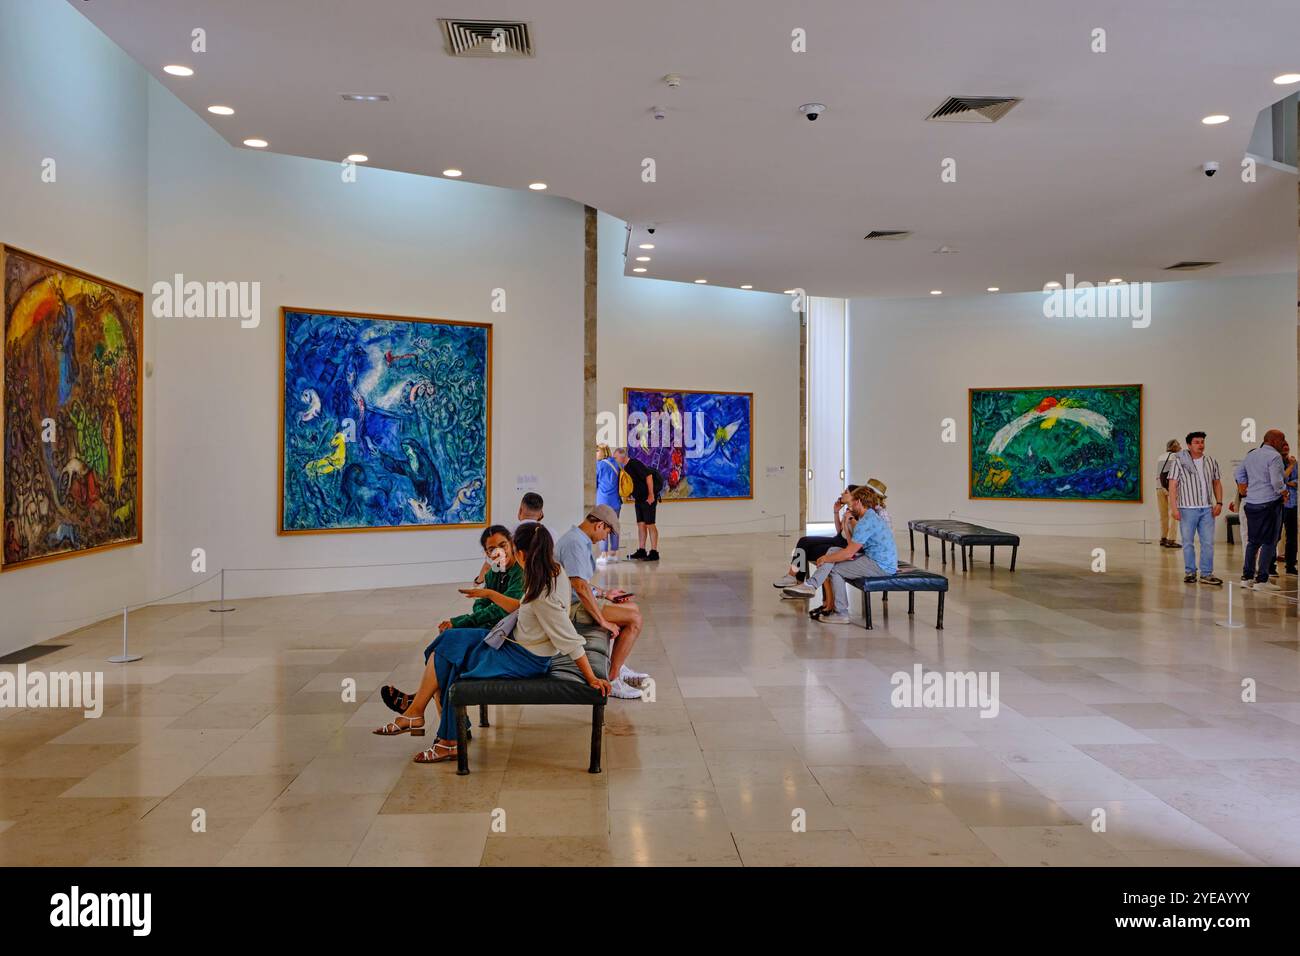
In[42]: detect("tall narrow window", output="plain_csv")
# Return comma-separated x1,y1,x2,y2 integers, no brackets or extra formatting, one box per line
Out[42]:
806,297,848,525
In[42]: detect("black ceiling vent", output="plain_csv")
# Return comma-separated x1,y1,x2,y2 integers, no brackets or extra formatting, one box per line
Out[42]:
439,19,534,57
1164,261,1220,271
864,230,912,240
926,96,1022,123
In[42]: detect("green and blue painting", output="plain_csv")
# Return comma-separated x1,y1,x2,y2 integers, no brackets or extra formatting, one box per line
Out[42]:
969,385,1141,501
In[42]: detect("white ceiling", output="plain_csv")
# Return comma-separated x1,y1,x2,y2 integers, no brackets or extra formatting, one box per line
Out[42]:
72,0,1300,299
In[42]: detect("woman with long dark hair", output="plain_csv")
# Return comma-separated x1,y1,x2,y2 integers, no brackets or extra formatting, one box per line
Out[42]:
374,522,611,763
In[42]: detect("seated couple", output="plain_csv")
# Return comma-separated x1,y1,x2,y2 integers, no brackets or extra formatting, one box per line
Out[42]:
773,478,891,588
374,521,612,763
781,484,898,624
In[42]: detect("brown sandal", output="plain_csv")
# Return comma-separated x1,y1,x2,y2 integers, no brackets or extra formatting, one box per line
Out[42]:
413,740,458,763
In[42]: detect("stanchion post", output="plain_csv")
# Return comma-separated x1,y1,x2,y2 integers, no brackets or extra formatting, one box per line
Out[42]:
777,512,792,538
1136,519,1153,545
1216,580,1245,629
210,567,235,613
107,606,143,663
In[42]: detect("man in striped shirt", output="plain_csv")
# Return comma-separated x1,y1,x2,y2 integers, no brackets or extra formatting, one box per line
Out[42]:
1168,430,1224,586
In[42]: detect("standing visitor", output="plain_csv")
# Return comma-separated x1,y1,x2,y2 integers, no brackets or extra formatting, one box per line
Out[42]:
614,448,661,562
1234,429,1289,591
1167,430,1224,587
595,445,624,564
1156,438,1181,549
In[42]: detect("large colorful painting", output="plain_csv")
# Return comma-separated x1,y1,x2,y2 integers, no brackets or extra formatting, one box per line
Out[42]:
623,387,753,501
969,384,1142,501
280,308,490,533
2,247,143,570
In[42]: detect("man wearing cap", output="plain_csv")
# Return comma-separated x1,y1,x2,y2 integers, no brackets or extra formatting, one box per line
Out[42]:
866,478,891,529
555,505,649,698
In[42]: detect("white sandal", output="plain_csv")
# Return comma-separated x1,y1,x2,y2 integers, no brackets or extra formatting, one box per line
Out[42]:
372,715,425,736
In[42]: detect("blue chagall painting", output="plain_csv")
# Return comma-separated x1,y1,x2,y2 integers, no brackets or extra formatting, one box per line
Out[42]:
280,309,490,532
624,388,752,500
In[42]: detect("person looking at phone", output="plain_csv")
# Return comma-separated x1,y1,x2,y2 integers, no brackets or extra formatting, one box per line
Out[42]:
556,505,649,698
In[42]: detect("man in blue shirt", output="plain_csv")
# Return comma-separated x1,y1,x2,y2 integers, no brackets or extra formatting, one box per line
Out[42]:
1233,429,1289,590
784,486,897,624
1279,441,1297,576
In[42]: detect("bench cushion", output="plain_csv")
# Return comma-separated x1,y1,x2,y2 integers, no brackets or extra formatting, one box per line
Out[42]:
909,518,1019,547
848,566,949,593
447,626,611,708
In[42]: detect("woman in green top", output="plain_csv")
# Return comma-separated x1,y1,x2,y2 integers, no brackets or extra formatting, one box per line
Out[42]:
379,525,523,713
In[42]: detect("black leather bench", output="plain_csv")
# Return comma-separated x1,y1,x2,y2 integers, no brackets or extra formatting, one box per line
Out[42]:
846,563,949,629
908,519,1020,572
446,627,612,775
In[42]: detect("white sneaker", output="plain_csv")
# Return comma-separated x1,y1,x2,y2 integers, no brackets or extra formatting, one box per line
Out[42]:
619,664,650,685
772,574,798,589
608,678,643,699
782,583,818,599
1253,581,1282,592
818,612,851,625
596,555,608,566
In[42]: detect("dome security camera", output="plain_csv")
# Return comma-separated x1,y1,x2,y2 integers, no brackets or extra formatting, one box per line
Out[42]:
799,103,826,121
1203,161,1219,177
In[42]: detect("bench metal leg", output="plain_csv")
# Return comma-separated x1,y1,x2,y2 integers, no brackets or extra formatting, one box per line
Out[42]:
478,704,490,727
924,532,930,558
1010,546,1018,572
908,592,915,615
937,592,945,629
961,543,967,572
455,705,471,775
1227,523,1235,545
909,527,915,552
863,592,873,630
990,546,995,565
588,704,605,773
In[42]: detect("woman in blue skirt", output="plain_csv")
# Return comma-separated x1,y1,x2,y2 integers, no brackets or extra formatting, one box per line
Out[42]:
374,522,611,763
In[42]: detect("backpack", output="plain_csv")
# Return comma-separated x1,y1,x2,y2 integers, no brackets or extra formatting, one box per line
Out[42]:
1158,453,1176,491
618,466,634,499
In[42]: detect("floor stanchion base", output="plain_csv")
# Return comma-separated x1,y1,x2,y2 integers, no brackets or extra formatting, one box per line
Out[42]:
107,654,143,663
1214,621,1245,629
209,606,236,613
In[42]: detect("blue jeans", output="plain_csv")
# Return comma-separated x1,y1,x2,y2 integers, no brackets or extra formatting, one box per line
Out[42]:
596,495,621,552
1179,507,1215,576
425,627,550,740
1243,499,1284,582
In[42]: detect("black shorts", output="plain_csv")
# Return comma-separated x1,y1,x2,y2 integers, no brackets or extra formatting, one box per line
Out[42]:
634,498,658,524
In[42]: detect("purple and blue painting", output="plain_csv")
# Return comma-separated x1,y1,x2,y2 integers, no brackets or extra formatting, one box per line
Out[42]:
624,388,753,500
281,309,489,532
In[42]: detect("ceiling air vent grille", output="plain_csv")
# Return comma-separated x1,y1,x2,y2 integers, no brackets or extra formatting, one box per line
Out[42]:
1164,261,1219,271
926,96,1022,123
864,230,912,240
439,19,534,58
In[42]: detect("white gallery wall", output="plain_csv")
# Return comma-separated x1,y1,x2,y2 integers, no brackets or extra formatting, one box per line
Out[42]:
145,85,587,604
596,212,800,539
0,0,153,654
848,273,1297,540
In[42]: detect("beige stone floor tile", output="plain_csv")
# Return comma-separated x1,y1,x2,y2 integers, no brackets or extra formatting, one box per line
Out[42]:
733,830,871,866
492,789,608,837
482,834,614,866
971,825,1135,866
349,812,489,866
608,808,741,865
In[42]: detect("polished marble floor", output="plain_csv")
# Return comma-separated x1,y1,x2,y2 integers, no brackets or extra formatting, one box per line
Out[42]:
2,530,1299,866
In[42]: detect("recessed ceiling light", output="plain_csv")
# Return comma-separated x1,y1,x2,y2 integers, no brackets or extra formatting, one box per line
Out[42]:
346,154,369,163
243,138,269,149
930,290,943,295
207,105,234,116
635,256,651,262
341,93,390,102
1201,114,1230,125
528,182,548,191
1044,281,1062,289
986,287,999,292
1273,73,1300,85
695,279,708,284
740,285,753,290
1108,277,1124,284
442,168,463,178
163,65,194,76
633,268,647,273
638,243,655,250
783,289,796,294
